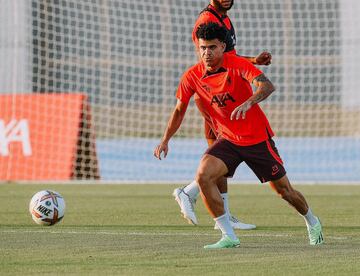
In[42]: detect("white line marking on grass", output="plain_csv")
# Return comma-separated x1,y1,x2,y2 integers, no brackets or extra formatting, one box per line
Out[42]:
326,236,348,240
0,230,349,240
1,229,290,237
1,230,219,236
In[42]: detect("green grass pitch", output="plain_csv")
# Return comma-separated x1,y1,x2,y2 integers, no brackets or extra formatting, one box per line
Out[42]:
0,184,359,275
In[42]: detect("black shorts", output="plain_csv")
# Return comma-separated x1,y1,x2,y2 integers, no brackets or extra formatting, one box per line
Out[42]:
205,138,286,183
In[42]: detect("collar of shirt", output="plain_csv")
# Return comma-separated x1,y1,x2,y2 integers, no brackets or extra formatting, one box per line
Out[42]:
201,54,229,78
208,4,228,19
202,67,227,79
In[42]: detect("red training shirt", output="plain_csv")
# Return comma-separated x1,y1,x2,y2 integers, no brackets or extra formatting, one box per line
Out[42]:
176,53,274,146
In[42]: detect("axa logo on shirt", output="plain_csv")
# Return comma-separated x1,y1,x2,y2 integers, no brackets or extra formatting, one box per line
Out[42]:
210,92,235,107
0,119,32,156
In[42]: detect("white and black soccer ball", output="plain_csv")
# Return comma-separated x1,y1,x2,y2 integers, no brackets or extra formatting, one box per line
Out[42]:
29,190,65,226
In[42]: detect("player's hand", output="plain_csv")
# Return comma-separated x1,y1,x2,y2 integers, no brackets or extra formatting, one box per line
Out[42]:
230,101,252,120
255,52,272,66
154,142,169,160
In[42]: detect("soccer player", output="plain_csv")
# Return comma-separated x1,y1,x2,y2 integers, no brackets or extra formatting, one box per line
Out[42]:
173,0,271,230
154,22,324,249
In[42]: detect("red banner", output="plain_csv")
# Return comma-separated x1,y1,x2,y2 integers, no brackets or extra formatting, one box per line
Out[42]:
0,93,99,180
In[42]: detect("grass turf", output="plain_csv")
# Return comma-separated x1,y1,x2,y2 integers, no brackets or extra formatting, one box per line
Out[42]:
0,184,359,275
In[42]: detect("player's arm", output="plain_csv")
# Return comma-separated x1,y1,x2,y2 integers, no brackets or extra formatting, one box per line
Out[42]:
154,99,188,160
230,74,275,120
240,52,272,66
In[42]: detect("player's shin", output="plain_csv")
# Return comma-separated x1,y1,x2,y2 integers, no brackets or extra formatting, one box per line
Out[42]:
197,175,224,218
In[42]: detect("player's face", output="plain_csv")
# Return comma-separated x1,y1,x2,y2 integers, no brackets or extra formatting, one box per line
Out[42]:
198,38,226,71
212,0,234,11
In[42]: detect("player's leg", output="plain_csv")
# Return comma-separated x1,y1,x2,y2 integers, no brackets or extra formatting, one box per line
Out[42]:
214,176,256,230
174,119,255,229
172,120,216,225
196,153,240,249
269,175,308,214
179,136,221,198
196,154,227,217
270,175,324,245
245,138,323,245
206,133,256,230
173,163,255,229
200,139,244,248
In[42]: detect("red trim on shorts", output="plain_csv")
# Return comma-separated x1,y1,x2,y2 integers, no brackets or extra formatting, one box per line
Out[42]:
266,140,283,165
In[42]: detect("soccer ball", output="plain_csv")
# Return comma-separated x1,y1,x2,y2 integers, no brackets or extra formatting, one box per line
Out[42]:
29,190,65,226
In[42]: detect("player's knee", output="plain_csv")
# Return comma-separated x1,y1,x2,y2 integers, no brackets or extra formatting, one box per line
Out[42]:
270,181,292,201
196,169,215,189
196,171,209,189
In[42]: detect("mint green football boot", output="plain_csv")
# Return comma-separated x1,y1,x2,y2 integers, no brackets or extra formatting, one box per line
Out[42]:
204,235,240,249
307,217,324,245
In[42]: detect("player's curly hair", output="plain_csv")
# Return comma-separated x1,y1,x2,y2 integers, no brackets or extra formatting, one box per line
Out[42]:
195,22,227,42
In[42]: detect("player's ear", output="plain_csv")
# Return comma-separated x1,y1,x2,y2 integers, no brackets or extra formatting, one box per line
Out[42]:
221,41,226,53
